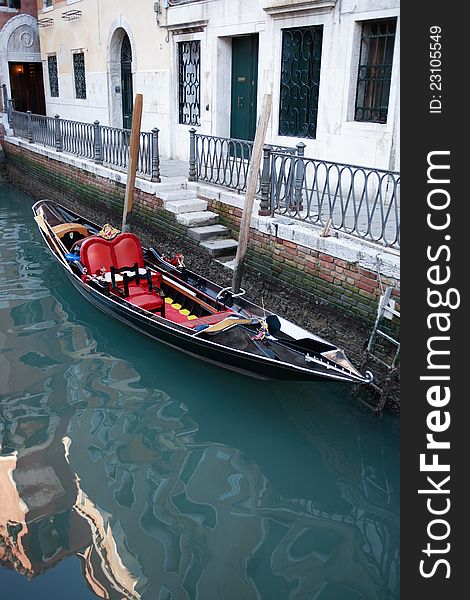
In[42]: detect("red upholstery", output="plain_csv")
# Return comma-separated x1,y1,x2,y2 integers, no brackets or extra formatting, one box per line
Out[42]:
81,238,114,275
164,303,195,324
182,311,234,329
126,292,164,312
113,235,144,270
80,233,145,275
151,271,163,288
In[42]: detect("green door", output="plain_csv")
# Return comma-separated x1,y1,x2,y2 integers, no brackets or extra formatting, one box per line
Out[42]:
121,34,133,130
230,35,259,142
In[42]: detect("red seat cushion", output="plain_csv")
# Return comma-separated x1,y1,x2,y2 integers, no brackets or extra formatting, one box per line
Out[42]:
127,291,164,312
80,233,145,274
123,282,147,297
80,237,114,275
113,234,145,269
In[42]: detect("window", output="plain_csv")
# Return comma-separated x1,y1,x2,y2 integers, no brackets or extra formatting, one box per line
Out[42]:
73,52,86,99
279,26,323,139
354,19,397,123
48,56,59,97
178,41,200,126
43,0,53,8
0,1,22,9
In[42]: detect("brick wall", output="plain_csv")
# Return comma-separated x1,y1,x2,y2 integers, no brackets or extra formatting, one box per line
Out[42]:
2,139,202,250
203,195,400,324
2,139,400,326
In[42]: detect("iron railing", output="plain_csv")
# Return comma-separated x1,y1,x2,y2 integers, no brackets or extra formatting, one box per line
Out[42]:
188,129,399,248
190,130,296,193
270,150,400,248
9,109,161,183
31,114,56,148
61,118,95,159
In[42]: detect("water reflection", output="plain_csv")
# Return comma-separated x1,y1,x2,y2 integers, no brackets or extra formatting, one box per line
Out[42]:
0,184,399,599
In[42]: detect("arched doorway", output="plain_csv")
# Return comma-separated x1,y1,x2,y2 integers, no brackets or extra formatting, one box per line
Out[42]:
121,33,133,130
0,15,45,115
107,21,136,129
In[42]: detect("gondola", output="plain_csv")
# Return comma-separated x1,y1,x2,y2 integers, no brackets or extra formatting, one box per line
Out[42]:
32,200,373,384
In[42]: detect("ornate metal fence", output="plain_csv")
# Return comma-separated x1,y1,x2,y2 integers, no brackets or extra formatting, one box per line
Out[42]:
11,110,29,139
101,127,153,176
61,118,95,159
190,129,295,193
188,129,399,248
9,109,161,182
30,114,56,148
270,150,400,248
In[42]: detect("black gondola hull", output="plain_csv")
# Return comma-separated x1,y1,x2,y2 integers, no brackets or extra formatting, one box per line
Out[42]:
33,200,373,384
66,268,357,382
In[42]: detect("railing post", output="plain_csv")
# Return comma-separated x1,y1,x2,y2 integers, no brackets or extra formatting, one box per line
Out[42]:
151,127,161,183
293,141,306,211
27,111,33,143
258,144,272,216
2,84,8,116
54,114,62,152
188,127,197,181
7,99,13,126
93,120,103,164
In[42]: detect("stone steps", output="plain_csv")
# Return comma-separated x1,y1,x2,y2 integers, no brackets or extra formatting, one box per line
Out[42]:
164,197,208,214
159,184,238,262
176,210,219,227
159,189,198,202
187,224,232,242
214,256,237,271
199,238,239,258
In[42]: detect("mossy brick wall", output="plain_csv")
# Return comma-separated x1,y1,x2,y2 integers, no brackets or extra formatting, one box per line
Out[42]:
205,196,400,324
2,141,199,250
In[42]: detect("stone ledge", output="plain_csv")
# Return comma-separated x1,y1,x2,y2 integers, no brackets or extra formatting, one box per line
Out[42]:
254,214,400,281
3,135,185,196
262,0,337,18
189,180,399,281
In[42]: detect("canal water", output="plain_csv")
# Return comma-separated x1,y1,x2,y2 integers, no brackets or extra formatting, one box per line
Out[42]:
0,180,400,600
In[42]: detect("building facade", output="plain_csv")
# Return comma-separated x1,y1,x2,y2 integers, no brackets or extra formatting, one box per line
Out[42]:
35,0,399,170
162,0,400,169
35,0,172,152
0,0,45,114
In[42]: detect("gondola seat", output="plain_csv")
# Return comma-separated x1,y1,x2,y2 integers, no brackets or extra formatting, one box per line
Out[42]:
118,269,165,316
80,233,165,315
80,233,145,275
124,290,165,312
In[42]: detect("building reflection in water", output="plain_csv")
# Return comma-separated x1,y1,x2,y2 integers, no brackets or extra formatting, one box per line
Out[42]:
0,281,399,600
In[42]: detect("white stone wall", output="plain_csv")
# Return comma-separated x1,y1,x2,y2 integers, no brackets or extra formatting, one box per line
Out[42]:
165,0,400,169
36,0,399,170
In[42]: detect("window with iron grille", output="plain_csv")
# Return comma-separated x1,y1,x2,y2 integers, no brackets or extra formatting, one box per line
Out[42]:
354,19,397,123
48,55,59,97
279,25,323,139
73,52,87,99
178,41,200,126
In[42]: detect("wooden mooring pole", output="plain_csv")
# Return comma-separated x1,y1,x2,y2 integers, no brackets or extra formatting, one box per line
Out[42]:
121,93,143,233
232,93,272,294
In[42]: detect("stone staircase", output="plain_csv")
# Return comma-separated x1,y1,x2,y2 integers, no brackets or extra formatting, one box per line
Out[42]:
159,187,238,268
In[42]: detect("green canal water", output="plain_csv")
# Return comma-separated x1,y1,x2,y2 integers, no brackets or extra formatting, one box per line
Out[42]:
0,181,400,600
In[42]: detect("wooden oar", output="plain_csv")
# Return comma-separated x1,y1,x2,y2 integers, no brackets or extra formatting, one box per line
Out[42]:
193,316,254,336
122,93,143,232
34,213,72,270
232,93,272,294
